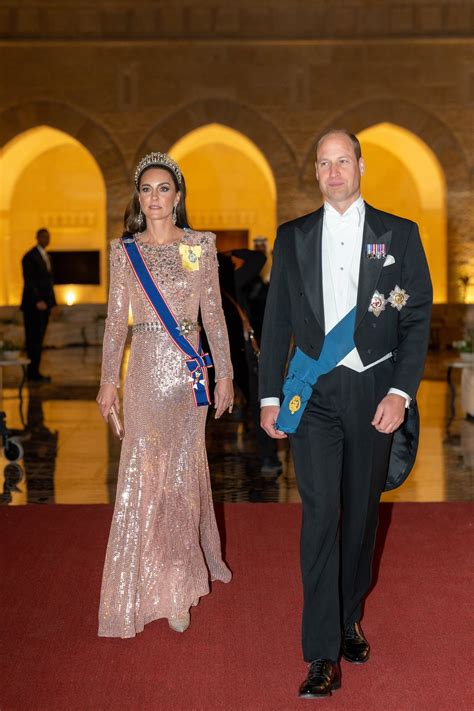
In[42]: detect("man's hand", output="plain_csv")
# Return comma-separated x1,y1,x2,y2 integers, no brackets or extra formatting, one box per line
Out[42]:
36,300,48,311
371,393,406,434
260,405,288,439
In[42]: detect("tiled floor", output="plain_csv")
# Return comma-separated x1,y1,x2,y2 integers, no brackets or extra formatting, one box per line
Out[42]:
0,346,472,505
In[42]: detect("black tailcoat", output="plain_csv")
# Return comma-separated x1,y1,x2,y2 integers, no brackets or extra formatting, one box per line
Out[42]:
259,203,432,661
259,203,432,402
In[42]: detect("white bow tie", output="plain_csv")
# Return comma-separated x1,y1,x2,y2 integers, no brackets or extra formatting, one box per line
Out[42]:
325,208,361,230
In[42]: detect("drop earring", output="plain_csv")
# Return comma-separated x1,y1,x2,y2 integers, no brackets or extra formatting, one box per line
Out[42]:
172,205,177,225
138,209,145,229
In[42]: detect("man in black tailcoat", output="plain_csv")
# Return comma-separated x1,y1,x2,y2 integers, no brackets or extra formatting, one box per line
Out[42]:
21,228,56,382
259,130,432,698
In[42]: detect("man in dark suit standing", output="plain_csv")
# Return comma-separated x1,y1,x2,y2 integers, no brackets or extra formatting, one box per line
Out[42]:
259,130,432,698
21,228,56,382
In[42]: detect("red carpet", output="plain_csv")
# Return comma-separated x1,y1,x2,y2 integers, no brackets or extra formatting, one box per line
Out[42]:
0,503,472,711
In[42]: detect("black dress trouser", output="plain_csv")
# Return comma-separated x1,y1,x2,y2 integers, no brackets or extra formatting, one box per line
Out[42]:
23,308,50,377
290,359,395,662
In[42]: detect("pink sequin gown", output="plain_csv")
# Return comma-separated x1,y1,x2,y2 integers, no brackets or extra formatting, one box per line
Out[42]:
98,230,233,638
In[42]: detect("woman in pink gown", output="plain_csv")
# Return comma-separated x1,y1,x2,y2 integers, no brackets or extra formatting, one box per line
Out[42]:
96,153,234,638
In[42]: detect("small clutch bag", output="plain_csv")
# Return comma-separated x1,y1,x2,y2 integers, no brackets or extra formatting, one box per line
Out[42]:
108,403,124,440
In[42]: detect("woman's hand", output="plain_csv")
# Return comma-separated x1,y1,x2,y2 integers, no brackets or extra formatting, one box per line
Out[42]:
214,378,234,419
96,383,119,421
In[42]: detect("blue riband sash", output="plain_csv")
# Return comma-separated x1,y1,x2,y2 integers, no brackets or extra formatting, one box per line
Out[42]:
275,307,356,433
121,235,212,407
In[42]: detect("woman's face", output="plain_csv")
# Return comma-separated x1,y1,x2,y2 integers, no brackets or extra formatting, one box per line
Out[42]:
138,167,180,225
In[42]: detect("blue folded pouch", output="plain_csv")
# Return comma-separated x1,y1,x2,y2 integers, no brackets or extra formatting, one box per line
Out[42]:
275,307,356,433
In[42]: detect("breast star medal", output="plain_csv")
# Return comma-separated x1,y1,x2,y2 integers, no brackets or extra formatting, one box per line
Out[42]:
177,318,199,337
179,244,201,272
368,290,387,317
289,395,301,414
388,285,410,311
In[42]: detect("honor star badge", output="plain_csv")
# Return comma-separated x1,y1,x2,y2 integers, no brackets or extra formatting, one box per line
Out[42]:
177,318,196,337
189,371,205,390
179,244,201,272
289,395,301,414
368,290,387,317
388,285,410,311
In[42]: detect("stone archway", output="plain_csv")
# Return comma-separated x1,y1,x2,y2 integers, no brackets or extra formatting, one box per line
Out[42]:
168,123,277,253
0,100,129,239
134,98,298,223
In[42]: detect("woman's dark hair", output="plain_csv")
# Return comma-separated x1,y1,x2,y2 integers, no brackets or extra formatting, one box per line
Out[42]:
124,165,190,234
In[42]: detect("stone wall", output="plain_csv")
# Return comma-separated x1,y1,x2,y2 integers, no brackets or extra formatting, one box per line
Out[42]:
0,0,472,300
0,1,472,40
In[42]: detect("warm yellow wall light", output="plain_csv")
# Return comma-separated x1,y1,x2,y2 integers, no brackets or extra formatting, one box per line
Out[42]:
65,289,76,306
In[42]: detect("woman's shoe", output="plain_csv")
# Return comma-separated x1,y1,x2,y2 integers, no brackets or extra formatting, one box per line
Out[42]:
168,612,190,633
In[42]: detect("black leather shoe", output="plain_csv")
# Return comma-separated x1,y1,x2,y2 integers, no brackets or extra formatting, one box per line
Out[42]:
342,621,370,664
298,659,341,698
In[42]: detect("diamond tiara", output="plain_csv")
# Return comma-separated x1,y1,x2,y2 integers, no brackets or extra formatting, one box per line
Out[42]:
134,152,183,187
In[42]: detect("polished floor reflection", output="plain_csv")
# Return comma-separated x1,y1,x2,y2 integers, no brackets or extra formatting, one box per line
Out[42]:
1,347,472,504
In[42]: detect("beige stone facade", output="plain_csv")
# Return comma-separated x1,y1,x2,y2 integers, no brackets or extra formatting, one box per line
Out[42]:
0,0,472,301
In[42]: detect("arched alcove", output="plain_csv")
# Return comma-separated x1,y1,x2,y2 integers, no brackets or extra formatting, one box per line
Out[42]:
134,98,297,226
0,100,129,261
358,122,447,303
0,126,107,305
169,123,277,250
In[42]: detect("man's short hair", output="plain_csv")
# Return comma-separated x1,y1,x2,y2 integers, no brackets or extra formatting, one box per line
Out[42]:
36,228,49,240
316,129,362,161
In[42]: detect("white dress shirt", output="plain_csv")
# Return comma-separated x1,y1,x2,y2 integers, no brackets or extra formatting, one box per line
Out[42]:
37,244,52,272
261,196,410,407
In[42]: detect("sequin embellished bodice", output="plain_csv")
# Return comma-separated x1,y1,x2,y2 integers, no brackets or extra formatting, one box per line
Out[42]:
101,230,233,386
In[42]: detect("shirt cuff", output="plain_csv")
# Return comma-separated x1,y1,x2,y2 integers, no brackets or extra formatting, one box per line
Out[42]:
388,387,411,408
261,397,280,408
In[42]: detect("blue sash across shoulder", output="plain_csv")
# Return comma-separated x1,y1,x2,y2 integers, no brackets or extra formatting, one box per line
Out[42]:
275,307,356,432
121,234,212,407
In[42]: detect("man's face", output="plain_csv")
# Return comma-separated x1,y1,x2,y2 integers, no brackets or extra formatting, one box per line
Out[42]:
315,134,364,211
37,230,50,248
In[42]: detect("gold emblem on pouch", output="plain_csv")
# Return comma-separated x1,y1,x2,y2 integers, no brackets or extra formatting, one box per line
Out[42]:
289,395,301,414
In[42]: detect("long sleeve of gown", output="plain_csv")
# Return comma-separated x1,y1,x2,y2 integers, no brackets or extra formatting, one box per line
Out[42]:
100,241,130,386
200,234,233,381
